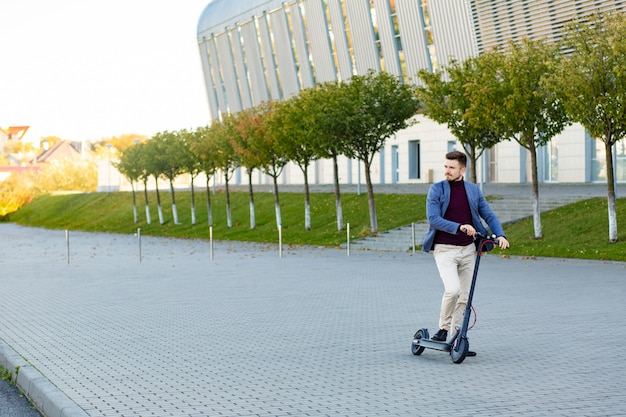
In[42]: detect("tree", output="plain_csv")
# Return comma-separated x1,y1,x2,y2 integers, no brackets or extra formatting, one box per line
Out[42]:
550,12,626,243
255,101,287,228
270,92,324,230
211,116,239,228
307,81,348,231
417,57,502,183
129,142,153,224
189,125,219,227
179,128,203,225
115,144,144,223
100,133,148,152
143,138,166,224
37,159,97,192
230,107,266,229
151,131,186,225
333,70,420,233
472,39,570,239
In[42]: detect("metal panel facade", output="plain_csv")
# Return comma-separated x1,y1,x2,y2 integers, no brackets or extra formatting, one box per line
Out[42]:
216,32,243,112
240,20,270,106
198,38,220,120
395,0,431,83
206,36,227,116
230,25,253,109
470,0,626,53
289,3,315,89
344,0,380,74
257,12,282,100
301,0,337,82
269,8,300,98
327,0,354,81
198,0,626,116
428,0,477,70
373,0,402,76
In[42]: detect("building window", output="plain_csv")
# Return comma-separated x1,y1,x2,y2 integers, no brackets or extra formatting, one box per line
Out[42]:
541,139,558,182
617,140,626,183
591,140,605,182
408,140,420,179
593,139,626,183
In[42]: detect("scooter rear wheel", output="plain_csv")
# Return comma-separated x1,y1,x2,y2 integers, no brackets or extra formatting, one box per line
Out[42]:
451,337,469,363
412,329,426,355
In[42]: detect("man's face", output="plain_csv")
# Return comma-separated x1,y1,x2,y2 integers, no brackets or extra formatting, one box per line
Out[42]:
444,158,466,182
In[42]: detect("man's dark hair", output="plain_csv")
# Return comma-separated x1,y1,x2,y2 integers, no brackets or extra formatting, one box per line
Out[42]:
445,150,467,168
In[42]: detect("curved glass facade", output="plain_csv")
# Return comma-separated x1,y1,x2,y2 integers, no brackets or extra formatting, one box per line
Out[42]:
197,0,625,185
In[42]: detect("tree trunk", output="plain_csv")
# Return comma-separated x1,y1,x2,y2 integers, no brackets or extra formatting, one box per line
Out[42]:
332,154,344,231
272,175,282,227
469,146,478,184
169,179,179,225
463,144,478,184
605,139,618,242
363,160,378,234
205,176,213,227
248,170,255,229
529,141,542,239
155,178,164,225
225,175,232,228
304,165,311,231
190,176,196,225
131,182,138,223
143,179,151,225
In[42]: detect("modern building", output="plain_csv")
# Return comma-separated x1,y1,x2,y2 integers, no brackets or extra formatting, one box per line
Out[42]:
196,0,626,186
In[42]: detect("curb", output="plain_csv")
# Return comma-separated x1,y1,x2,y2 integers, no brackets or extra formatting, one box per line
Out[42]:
0,340,88,417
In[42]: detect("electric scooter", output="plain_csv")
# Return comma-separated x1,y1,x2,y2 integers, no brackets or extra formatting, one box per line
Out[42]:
412,232,498,364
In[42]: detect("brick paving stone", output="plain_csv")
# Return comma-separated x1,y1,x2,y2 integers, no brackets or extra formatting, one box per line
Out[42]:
1,222,626,417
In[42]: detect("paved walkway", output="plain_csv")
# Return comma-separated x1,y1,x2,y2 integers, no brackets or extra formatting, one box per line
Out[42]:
1,222,626,417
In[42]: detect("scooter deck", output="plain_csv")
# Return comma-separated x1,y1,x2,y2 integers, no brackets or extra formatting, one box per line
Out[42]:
413,338,451,352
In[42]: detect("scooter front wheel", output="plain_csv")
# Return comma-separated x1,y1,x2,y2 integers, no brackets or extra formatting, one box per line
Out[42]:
451,337,469,364
411,329,426,355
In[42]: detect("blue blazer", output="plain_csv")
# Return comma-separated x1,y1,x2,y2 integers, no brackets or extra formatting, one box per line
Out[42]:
422,180,505,253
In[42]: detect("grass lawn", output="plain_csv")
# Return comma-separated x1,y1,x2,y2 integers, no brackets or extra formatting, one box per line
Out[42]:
5,189,626,261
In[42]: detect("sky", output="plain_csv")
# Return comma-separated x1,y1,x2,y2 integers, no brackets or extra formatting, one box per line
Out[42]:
0,0,212,144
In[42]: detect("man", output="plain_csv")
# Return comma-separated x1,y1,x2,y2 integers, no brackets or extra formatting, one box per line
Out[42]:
422,151,509,352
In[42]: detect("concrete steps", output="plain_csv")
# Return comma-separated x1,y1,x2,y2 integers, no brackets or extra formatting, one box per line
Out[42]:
347,196,582,252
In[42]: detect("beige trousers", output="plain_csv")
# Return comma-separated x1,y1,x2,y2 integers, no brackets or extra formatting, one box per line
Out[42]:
433,243,476,338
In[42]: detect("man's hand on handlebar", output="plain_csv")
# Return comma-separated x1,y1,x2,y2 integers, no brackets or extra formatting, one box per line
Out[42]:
496,236,509,250
461,225,510,250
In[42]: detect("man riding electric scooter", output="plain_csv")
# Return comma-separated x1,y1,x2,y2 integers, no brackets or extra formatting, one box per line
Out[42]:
420,151,509,360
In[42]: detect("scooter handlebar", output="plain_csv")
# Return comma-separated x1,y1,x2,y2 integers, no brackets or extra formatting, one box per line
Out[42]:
474,231,497,240
473,232,499,254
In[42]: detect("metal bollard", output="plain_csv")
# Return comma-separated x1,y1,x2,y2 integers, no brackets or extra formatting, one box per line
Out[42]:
412,223,416,254
209,226,214,260
66,230,70,264
137,228,142,263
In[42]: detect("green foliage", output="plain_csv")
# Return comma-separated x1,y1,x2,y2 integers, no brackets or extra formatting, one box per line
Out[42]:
417,57,502,183
1,364,13,383
37,159,98,193
149,131,187,184
115,144,144,184
336,70,420,165
322,70,420,233
548,12,626,242
553,12,626,145
0,172,38,217
468,38,571,239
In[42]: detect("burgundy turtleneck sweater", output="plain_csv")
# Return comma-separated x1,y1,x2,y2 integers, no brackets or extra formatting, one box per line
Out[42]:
434,179,474,246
